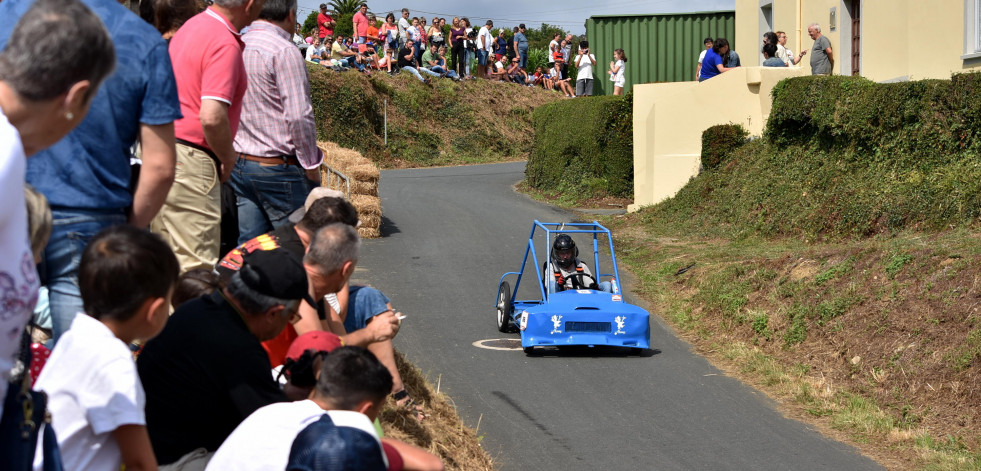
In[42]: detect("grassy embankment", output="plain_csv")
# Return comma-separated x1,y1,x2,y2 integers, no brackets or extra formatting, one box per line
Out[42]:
609,75,981,470
307,63,563,169
524,74,981,469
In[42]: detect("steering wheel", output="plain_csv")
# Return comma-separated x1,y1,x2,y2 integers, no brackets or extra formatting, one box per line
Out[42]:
563,273,598,290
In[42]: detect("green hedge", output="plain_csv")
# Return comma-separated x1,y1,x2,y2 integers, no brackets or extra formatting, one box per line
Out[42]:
701,124,748,170
526,93,633,198
308,64,384,156
644,72,981,238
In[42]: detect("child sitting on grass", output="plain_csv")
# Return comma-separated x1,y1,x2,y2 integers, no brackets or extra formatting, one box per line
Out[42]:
33,225,179,471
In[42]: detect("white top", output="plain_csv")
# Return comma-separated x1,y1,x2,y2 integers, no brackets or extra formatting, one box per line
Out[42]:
206,401,384,471
613,59,625,82
305,44,325,61
34,314,145,471
477,26,493,52
575,52,596,80
548,39,559,62
407,25,421,42
0,108,38,425
780,46,795,65
698,49,707,63
397,17,409,41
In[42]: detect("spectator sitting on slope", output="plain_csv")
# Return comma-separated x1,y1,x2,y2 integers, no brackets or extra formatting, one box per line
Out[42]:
207,343,444,471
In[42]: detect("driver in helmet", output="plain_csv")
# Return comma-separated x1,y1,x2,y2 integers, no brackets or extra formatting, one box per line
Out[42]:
548,234,612,293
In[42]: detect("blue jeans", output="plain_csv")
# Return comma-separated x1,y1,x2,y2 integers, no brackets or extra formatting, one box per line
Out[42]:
344,285,391,333
477,50,489,66
229,158,317,244
401,66,441,82
518,47,528,69
430,66,458,78
464,49,473,76
40,208,127,343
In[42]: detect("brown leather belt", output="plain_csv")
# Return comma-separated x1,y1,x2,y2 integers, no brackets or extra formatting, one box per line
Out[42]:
238,152,300,166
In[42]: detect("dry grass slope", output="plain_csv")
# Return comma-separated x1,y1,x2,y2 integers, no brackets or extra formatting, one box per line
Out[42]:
380,351,495,471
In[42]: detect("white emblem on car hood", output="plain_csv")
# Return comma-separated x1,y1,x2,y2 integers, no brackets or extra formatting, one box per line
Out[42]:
614,316,626,335
550,315,563,334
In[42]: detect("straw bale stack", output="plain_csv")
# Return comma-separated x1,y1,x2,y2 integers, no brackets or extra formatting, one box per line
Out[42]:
317,141,382,238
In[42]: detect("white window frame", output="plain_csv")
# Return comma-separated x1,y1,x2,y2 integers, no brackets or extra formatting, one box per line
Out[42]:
964,0,981,59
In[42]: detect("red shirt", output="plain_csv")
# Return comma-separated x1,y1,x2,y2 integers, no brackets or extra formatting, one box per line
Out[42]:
317,12,333,38
169,8,247,149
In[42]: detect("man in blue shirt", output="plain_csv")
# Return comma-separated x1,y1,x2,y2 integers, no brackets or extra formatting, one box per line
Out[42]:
513,23,528,69
0,0,182,343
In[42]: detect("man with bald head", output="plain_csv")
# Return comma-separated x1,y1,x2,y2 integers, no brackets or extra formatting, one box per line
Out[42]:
808,23,833,75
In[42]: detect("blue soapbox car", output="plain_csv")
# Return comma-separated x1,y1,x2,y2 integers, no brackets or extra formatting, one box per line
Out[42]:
495,221,651,355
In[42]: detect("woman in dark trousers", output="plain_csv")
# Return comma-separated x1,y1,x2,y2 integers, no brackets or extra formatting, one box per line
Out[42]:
450,17,466,77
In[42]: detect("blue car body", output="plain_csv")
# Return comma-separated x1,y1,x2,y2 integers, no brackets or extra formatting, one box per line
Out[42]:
496,221,651,353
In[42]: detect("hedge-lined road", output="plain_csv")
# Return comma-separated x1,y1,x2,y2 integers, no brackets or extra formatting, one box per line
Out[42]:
357,162,882,471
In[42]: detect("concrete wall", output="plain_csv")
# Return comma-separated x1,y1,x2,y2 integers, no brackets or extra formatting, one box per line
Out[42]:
735,0,981,80
629,66,805,211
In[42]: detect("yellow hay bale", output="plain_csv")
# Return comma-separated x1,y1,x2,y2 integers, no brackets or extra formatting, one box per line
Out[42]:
358,213,380,229
350,180,378,197
357,226,380,239
346,163,380,181
350,194,381,216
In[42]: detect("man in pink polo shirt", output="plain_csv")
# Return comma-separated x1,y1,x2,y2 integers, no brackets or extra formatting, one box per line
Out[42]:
152,0,266,273
352,3,368,52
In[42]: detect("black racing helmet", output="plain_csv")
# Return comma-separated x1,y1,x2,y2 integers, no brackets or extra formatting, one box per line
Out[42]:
551,234,578,269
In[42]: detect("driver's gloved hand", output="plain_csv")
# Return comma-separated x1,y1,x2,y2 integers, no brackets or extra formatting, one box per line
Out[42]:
588,283,599,290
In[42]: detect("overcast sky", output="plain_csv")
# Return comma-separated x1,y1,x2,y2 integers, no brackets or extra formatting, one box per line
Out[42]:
296,0,735,34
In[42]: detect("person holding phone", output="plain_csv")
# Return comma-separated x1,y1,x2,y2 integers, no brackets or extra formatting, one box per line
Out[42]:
574,40,596,97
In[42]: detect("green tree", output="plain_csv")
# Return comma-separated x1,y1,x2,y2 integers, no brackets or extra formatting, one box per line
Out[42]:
525,23,568,50
302,10,318,37
328,0,362,16
334,12,354,38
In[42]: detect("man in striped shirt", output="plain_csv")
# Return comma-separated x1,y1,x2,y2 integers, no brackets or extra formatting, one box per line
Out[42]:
230,0,324,244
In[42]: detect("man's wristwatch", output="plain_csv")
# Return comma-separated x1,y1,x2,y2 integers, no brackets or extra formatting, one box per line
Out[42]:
392,390,409,401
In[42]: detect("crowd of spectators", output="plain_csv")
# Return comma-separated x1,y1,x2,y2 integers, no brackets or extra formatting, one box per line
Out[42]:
296,6,619,97
697,25,830,82
1,0,445,469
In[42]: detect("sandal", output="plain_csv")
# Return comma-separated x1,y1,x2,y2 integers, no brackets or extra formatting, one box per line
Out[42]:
393,390,426,421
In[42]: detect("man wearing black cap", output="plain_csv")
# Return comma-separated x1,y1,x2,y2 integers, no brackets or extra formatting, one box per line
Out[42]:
137,248,314,470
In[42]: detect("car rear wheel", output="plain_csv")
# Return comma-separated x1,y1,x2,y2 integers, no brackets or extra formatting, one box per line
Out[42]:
496,281,512,333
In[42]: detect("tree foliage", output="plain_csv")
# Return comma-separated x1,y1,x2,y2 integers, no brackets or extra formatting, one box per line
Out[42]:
328,0,362,17
302,11,318,37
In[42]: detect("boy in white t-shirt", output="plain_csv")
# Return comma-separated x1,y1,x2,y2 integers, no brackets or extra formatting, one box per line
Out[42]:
574,40,596,97
34,225,178,471
207,343,443,471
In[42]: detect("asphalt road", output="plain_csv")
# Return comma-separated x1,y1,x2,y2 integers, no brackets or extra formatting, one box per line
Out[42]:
355,162,883,471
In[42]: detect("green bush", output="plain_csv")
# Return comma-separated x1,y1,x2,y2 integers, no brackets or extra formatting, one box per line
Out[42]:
701,124,748,170
308,64,383,155
526,93,633,198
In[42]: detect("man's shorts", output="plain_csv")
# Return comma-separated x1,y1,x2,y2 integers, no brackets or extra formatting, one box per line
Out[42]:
576,78,594,96
477,50,489,66
344,285,391,333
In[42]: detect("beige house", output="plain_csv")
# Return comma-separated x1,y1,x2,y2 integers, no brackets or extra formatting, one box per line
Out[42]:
630,1,981,211
736,0,981,81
